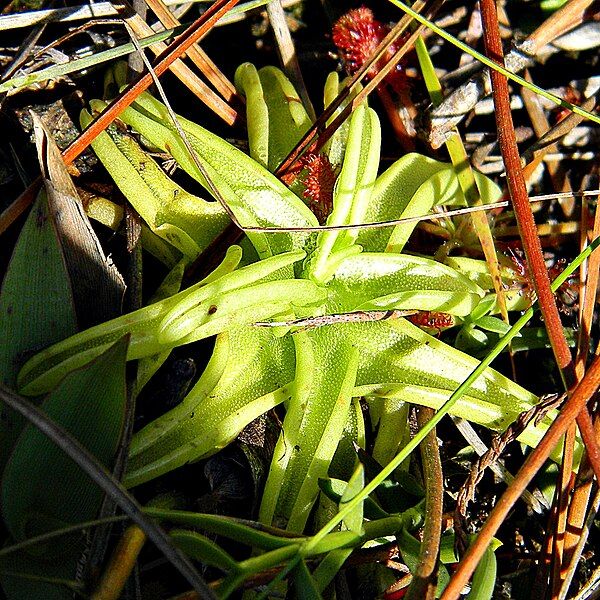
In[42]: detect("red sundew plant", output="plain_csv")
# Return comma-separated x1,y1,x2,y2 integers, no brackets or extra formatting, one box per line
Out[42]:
332,6,410,96
332,6,416,148
298,152,338,223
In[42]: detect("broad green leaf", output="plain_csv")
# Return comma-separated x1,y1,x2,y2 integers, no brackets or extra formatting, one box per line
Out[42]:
260,328,359,532
17,249,312,396
312,463,365,592
235,64,311,172
352,319,550,448
466,539,501,600
396,527,451,596
329,397,365,482
329,252,484,316
0,338,127,600
292,559,324,600
0,191,77,470
136,259,187,391
125,325,296,487
3,337,127,543
82,107,229,260
356,153,448,253
170,529,239,573
114,91,319,258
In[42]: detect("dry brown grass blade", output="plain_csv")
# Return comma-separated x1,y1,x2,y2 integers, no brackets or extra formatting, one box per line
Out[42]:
267,0,315,121
123,6,239,125
441,353,600,600
520,94,598,188
143,0,240,105
520,70,574,216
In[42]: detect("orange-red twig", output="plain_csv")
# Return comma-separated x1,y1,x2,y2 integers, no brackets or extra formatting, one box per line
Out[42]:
440,354,600,600
479,0,600,486
442,1,600,596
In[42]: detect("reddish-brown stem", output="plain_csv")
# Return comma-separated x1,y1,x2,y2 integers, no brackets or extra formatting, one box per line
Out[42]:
440,354,600,599
479,0,600,491
405,407,443,600
481,0,573,384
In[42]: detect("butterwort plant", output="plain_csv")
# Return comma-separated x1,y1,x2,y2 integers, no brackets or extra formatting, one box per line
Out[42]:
17,64,552,533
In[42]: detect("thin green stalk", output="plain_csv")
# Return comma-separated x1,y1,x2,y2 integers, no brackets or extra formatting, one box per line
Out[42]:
0,516,129,558
301,236,600,556
387,0,600,127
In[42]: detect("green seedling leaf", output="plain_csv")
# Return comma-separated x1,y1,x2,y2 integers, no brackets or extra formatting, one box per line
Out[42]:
144,507,303,551
136,260,187,391
312,463,365,592
82,107,229,260
318,478,388,520
0,191,77,470
114,91,319,258
235,63,312,172
396,527,450,597
308,104,380,283
1,338,127,600
170,529,239,573
292,559,324,600
465,538,501,600
329,397,365,482
371,399,411,469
